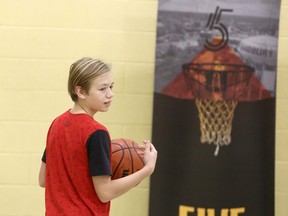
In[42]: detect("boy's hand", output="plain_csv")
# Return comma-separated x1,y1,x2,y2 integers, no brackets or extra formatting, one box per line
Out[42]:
143,140,158,174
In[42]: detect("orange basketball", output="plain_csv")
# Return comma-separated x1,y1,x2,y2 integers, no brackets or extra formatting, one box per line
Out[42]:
111,138,145,180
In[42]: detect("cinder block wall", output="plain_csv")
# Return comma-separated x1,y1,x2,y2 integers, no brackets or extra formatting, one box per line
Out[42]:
0,0,287,216
0,0,157,215
275,0,288,216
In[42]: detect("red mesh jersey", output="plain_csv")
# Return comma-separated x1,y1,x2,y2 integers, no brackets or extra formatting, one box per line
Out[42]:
45,110,111,216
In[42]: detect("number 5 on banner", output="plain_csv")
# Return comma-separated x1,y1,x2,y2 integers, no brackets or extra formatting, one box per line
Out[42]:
205,6,233,51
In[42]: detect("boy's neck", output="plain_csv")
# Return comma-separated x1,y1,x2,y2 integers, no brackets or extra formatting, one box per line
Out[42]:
71,103,94,118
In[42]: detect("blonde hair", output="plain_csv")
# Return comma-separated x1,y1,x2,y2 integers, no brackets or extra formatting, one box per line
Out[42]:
68,57,111,102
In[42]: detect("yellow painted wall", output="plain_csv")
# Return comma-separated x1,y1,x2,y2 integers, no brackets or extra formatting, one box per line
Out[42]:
275,0,288,216
0,0,287,216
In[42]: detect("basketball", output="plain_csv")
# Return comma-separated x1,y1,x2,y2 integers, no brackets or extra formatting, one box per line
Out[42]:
111,138,145,180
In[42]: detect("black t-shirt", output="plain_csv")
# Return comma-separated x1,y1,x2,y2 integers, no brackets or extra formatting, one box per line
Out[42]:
42,130,111,176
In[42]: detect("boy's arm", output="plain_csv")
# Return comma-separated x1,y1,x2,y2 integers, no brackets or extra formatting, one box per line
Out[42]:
39,162,46,188
39,149,46,187
92,141,157,203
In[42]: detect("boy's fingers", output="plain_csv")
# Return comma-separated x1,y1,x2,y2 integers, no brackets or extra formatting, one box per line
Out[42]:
145,142,150,151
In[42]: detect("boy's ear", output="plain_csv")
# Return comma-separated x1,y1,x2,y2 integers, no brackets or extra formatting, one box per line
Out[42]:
75,86,86,99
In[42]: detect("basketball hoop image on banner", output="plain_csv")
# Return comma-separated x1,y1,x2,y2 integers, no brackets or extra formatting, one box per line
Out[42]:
162,34,273,156
182,43,254,155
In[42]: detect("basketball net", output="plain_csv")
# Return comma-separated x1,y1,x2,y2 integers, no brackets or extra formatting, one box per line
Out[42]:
195,99,238,156
182,62,254,156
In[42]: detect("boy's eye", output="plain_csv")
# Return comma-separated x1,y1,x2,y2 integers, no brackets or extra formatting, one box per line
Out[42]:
99,84,113,91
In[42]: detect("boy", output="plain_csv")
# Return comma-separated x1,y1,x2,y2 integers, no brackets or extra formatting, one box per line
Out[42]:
39,57,158,216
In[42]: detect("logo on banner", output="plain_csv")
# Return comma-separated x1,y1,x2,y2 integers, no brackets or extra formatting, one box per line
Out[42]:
205,6,233,51
179,205,245,216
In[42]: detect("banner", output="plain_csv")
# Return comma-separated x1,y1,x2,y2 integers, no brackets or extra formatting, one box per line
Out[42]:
150,0,281,215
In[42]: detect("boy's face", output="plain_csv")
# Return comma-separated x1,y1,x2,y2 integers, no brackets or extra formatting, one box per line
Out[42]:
84,72,114,113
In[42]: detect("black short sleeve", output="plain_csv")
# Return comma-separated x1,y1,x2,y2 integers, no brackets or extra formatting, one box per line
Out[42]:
86,130,112,176
42,149,46,163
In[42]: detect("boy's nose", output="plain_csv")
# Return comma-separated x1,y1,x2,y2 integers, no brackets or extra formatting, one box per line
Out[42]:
107,88,114,98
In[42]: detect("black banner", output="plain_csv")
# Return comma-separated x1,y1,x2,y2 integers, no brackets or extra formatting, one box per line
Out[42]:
150,0,281,215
